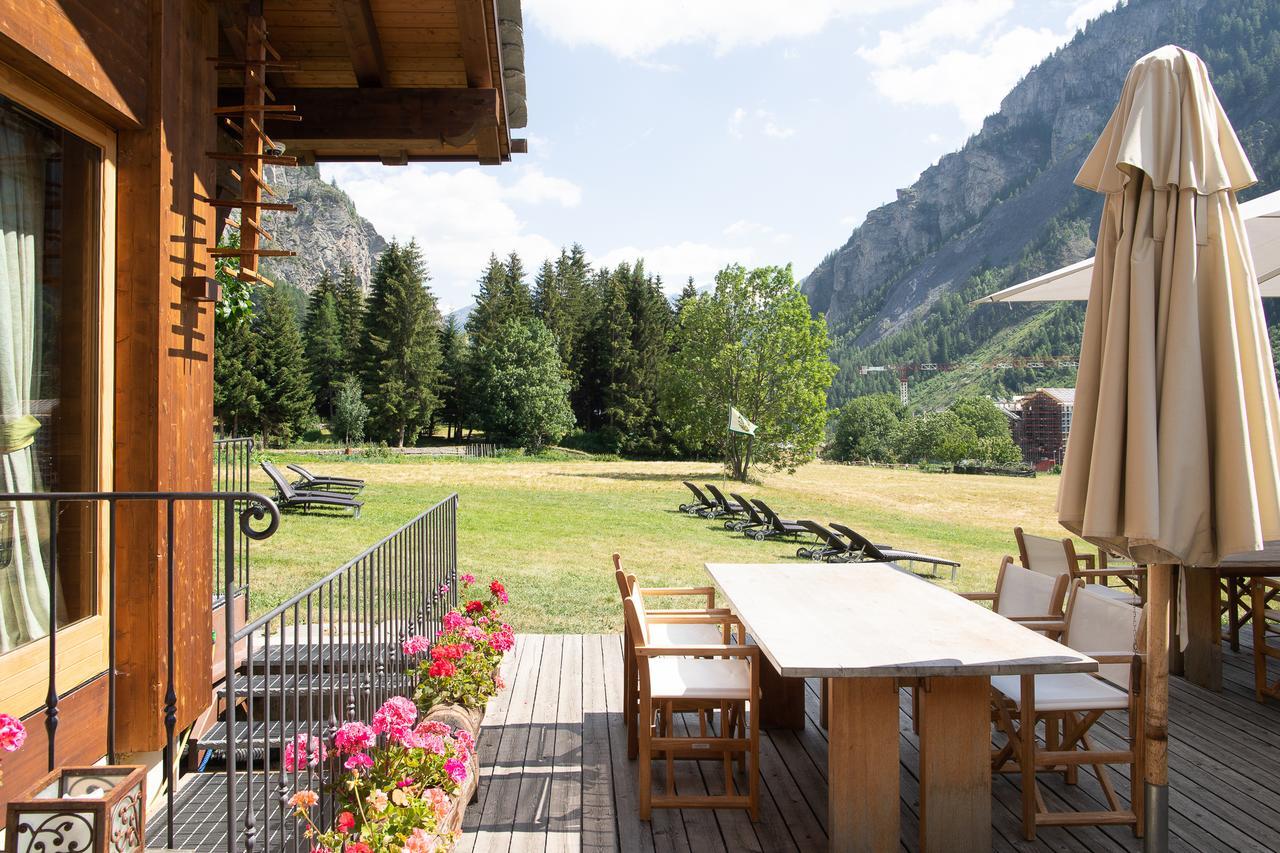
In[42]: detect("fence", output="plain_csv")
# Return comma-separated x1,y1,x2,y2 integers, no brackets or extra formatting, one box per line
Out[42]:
214,437,256,601
221,493,459,853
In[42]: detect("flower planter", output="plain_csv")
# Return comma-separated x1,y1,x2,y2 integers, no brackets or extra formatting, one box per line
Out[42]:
422,703,484,804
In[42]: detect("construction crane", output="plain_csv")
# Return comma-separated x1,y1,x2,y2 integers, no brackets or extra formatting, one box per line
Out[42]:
857,356,1080,405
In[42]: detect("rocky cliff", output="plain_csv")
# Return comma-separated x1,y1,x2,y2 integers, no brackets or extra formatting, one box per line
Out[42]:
258,164,388,293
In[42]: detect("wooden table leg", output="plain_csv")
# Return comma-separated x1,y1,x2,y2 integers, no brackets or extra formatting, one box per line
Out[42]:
1183,567,1223,691
757,649,805,730
917,676,992,853
828,677,899,852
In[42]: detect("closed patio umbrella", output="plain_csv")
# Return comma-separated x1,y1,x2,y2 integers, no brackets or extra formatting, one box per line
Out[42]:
1057,45,1280,849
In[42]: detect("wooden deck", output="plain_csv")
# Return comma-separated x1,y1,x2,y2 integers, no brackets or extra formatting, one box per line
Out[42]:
460,634,1280,853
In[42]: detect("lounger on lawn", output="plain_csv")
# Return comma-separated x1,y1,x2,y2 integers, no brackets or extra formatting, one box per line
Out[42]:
828,521,960,581
262,461,364,518
746,499,807,541
286,463,366,493
703,483,747,522
728,493,769,533
796,520,856,562
679,481,715,515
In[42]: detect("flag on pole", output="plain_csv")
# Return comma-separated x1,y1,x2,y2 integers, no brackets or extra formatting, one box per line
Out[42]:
728,406,757,436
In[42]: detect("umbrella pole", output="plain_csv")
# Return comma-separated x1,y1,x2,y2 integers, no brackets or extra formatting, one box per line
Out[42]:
1144,562,1172,851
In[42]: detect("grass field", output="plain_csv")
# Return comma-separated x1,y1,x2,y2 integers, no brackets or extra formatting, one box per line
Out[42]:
247,454,1078,633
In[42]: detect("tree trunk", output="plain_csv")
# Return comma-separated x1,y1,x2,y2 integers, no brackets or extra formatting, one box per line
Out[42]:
397,424,406,448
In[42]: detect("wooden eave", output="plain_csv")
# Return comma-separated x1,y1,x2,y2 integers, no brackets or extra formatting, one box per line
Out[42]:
217,0,520,165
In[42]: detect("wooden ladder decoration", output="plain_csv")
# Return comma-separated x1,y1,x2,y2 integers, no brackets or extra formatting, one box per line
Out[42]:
206,10,299,289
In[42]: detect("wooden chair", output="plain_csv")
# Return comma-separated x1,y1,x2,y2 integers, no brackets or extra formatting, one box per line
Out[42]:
613,554,734,759
1015,527,1144,605
962,556,1070,623
622,592,760,820
990,582,1146,840
1252,576,1280,702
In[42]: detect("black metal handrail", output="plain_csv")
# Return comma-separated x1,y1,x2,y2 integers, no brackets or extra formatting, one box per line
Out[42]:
0,490,279,850
224,494,458,853
214,437,256,599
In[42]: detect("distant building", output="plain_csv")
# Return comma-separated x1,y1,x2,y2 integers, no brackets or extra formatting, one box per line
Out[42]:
1015,388,1076,466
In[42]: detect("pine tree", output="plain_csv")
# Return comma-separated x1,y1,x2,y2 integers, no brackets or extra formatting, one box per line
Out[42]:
465,253,510,345
438,315,468,440
334,265,365,375
470,317,575,451
359,241,444,446
303,272,346,416
213,310,264,437
253,283,314,447
503,250,533,318
584,266,644,448
675,277,698,313
534,258,574,369
625,262,674,452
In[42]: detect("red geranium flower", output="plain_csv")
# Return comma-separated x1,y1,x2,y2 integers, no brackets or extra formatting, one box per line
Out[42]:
346,843,372,853
464,600,485,614
429,660,457,678
336,811,355,833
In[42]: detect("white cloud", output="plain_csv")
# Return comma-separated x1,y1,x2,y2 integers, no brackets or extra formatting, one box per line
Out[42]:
593,241,760,292
857,1,1113,130
729,108,797,141
522,0,926,60
319,164,581,312
724,219,792,244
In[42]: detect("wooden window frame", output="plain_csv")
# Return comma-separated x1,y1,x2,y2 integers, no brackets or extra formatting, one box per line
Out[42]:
0,63,116,717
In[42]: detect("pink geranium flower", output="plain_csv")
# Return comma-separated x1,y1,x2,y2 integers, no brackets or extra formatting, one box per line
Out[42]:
344,752,374,771
444,757,468,785
0,714,27,752
442,611,467,632
403,829,433,853
333,721,375,754
283,734,326,772
460,573,476,586
402,634,431,656
372,696,417,737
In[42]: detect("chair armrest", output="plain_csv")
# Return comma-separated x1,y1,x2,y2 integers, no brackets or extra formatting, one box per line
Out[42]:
636,644,758,659
1089,651,1142,664
1076,568,1146,580
960,592,996,601
646,613,744,628
646,607,733,616
1074,553,1096,571
1009,614,1067,622
1016,619,1067,637
639,586,716,607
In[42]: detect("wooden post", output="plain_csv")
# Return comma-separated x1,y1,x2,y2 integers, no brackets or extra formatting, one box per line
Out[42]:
917,676,991,852
756,650,805,730
827,677,899,852
1144,562,1172,851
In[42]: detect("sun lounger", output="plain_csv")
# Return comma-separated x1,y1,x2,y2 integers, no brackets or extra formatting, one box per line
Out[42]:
679,481,715,515
828,521,960,581
261,461,364,518
746,499,807,541
728,493,769,532
796,520,856,562
703,483,747,522
286,462,366,493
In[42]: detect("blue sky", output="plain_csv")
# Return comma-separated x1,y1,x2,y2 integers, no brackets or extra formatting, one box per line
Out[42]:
322,0,1118,312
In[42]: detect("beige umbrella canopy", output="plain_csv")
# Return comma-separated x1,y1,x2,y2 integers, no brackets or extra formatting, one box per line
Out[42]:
1057,45,1280,848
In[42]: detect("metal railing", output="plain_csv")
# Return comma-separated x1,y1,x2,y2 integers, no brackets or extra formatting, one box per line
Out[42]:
2,490,279,849
223,493,459,853
214,437,256,600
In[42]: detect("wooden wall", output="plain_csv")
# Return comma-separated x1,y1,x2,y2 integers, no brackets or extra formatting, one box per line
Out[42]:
113,0,219,754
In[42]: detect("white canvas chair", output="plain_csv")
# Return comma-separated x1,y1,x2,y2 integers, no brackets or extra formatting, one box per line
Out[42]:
1015,527,1144,606
990,582,1146,840
623,592,760,819
962,556,1070,623
613,554,735,759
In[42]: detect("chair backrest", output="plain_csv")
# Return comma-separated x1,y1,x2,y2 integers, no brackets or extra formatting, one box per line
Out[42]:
683,481,710,504
1014,527,1073,579
1064,582,1144,688
624,593,650,647
799,520,839,548
730,493,763,524
261,461,296,499
829,523,889,562
612,554,633,602
994,557,1068,619
751,499,785,532
705,483,731,510
289,463,315,480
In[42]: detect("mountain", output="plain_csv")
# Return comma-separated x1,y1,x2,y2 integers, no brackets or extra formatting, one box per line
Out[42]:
258,164,388,293
804,0,1280,409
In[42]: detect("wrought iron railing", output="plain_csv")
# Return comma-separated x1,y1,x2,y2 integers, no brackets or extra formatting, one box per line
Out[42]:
2,490,279,849
214,437,256,600
221,494,458,853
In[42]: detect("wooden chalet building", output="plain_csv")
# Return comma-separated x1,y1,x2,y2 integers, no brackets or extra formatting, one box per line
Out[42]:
1014,387,1075,468
0,0,525,834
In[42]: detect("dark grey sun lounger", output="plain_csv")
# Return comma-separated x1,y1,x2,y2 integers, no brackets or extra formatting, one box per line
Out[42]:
703,483,746,523
796,520,856,562
728,493,769,532
679,481,715,515
286,463,365,493
829,521,960,581
746,499,807,541
262,462,363,518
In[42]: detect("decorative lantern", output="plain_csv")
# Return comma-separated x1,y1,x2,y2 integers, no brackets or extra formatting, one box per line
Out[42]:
5,765,146,853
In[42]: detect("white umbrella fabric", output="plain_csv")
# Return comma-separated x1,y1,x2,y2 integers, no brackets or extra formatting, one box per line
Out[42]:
1053,45,1280,849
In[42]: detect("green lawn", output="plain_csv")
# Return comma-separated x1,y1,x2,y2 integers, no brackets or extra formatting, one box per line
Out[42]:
247,454,1077,633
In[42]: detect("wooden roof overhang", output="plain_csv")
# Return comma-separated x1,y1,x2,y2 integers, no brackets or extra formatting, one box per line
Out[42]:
215,0,527,165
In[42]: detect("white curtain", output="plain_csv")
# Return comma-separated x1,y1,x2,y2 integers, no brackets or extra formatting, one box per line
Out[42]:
0,107,51,654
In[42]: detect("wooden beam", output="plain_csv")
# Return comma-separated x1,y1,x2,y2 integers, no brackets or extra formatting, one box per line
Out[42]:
221,87,499,143
331,0,388,87
456,0,501,164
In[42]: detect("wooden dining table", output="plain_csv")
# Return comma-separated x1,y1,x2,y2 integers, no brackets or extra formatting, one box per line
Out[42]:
705,562,1097,853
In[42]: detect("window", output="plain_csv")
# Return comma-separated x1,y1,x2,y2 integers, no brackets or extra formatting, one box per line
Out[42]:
0,91,106,655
